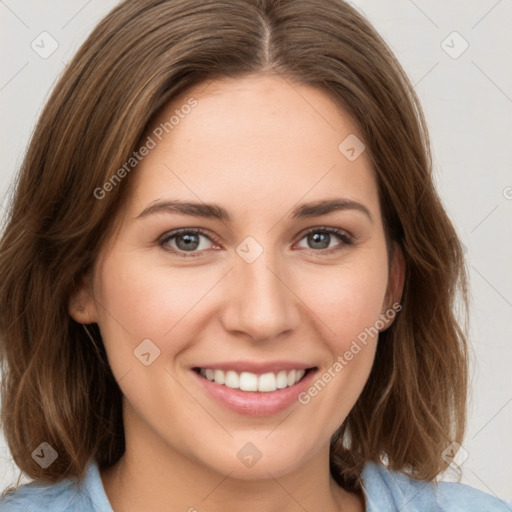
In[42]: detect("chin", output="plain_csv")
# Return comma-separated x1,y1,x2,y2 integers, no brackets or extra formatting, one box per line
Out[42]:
196,441,311,481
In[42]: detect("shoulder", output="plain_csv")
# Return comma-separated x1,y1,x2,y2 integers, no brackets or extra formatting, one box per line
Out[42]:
435,480,512,511
0,478,87,512
361,460,511,511
0,460,112,512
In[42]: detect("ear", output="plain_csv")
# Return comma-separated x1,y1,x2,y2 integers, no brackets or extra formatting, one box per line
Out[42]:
380,241,405,329
68,273,99,324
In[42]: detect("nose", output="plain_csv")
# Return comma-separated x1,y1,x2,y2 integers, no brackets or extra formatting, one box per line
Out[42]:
219,244,301,343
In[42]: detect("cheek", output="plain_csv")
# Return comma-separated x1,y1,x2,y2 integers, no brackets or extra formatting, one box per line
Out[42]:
292,257,388,433
92,251,208,372
302,254,389,347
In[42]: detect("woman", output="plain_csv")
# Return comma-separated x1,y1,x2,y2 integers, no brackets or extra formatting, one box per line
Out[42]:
0,0,508,510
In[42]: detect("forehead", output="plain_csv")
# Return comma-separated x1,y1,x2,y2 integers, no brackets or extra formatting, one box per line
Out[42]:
126,74,380,224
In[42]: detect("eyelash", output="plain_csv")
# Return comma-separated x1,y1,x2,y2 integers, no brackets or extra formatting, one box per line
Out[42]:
158,227,355,258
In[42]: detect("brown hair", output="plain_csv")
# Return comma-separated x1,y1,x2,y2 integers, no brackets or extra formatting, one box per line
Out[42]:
0,0,468,494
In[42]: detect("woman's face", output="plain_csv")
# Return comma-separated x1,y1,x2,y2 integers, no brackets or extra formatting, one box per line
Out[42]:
75,74,403,480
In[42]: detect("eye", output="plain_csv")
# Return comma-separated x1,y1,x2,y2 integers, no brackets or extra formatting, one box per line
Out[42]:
295,227,354,254
158,226,355,258
159,228,218,258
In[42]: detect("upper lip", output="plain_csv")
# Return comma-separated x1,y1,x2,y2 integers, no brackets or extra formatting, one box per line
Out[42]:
192,360,317,375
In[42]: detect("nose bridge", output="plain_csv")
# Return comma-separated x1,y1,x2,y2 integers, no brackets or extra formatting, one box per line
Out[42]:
222,235,299,341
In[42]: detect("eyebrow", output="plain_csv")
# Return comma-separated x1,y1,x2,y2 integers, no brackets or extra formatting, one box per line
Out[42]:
136,198,373,223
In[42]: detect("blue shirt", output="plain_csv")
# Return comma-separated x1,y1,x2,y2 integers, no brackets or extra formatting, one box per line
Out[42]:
0,459,510,511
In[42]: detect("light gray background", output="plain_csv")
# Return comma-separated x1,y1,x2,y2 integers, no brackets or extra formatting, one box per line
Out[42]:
1,0,511,501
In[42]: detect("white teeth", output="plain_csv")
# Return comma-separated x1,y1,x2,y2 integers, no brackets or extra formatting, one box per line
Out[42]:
198,367,308,392
213,369,225,385
239,372,258,391
276,370,288,389
258,372,276,392
224,370,239,389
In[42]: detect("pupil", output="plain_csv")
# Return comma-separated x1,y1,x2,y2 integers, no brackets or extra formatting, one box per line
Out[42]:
310,232,329,249
177,233,199,251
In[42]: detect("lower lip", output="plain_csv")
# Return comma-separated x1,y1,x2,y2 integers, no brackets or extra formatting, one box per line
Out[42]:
191,369,317,416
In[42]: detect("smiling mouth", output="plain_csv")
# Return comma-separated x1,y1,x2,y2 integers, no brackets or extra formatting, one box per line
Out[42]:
192,367,315,393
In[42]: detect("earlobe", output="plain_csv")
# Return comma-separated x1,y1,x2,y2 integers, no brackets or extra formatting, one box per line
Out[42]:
68,274,99,324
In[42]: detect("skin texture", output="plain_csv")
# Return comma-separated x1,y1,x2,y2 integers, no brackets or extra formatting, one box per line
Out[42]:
70,73,405,511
